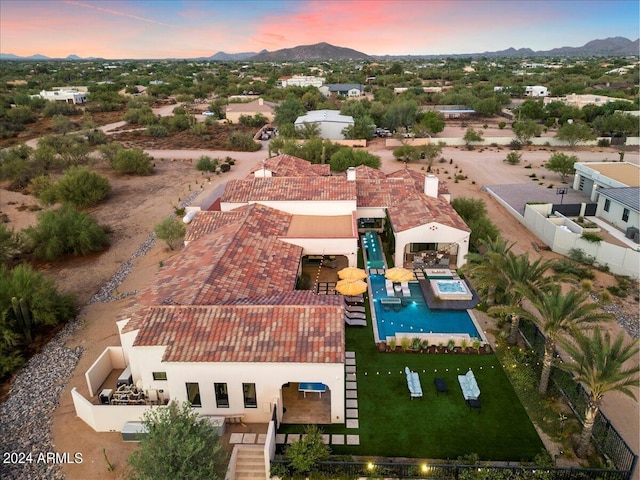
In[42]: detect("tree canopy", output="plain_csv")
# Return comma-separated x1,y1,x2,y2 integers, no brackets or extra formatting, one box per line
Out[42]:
545,152,577,182
128,401,227,480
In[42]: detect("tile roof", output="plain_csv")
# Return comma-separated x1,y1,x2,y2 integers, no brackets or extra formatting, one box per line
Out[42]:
387,193,471,233
598,187,640,212
248,154,330,178
355,178,417,208
123,204,304,331
133,304,344,363
222,176,357,203
387,168,450,195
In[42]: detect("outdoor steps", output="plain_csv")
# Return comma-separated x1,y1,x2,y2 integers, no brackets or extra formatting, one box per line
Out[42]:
233,445,266,479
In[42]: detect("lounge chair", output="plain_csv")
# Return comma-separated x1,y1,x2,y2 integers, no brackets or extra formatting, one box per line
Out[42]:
345,311,366,320
401,282,411,297
457,369,480,400
405,366,423,399
346,305,365,313
385,280,395,296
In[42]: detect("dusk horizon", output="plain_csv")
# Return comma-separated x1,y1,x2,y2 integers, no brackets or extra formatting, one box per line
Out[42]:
1,0,639,60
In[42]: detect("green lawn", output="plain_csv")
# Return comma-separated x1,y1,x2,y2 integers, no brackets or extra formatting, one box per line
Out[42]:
280,322,544,461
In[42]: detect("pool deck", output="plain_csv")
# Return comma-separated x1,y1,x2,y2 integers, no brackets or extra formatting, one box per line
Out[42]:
419,279,481,310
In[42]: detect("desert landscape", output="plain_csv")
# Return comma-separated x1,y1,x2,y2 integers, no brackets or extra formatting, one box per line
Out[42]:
1,116,638,479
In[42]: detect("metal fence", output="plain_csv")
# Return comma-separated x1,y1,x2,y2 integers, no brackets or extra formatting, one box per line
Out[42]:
519,320,638,476
271,460,631,480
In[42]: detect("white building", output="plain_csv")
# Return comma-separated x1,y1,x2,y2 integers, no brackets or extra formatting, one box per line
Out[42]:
72,155,470,435
596,187,639,236
278,75,325,88
524,85,549,97
544,93,633,109
294,110,354,140
31,88,88,104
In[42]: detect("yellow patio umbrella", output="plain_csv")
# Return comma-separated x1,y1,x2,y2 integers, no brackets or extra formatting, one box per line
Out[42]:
337,266,368,281
385,267,414,283
335,279,368,296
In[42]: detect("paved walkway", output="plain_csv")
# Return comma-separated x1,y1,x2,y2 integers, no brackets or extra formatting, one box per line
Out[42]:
276,351,360,447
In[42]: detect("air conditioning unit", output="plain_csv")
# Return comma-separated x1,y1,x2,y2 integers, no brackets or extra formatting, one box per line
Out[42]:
625,226,639,239
99,389,113,405
117,366,132,387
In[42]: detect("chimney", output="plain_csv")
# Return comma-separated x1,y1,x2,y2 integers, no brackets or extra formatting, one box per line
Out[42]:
258,98,264,106
424,174,438,198
347,167,356,182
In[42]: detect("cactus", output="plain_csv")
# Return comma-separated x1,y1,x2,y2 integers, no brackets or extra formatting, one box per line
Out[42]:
11,297,32,343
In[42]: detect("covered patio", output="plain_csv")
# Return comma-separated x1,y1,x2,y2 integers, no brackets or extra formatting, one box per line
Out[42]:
281,382,332,424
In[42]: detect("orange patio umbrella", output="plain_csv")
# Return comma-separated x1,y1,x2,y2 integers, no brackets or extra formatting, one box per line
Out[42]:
385,267,414,283
335,279,368,296
337,266,368,281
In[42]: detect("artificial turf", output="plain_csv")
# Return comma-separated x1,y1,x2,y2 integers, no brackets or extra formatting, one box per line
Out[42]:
279,322,544,461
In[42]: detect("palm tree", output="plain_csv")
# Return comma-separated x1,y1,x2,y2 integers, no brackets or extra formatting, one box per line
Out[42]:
524,286,612,394
479,252,559,343
559,327,639,457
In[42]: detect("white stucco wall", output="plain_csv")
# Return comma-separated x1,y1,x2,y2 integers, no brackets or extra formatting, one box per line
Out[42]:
120,338,345,423
222,200,356,216
596,196,639,232
280,237,358,266
523,204,639,278
394,223,470,268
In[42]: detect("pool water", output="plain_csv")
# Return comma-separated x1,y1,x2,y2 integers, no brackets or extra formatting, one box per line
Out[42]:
369,274,480,340
435,280,468,293
362,231,385,269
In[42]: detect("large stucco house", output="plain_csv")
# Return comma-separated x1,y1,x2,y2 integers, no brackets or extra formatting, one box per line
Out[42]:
72,154,470,433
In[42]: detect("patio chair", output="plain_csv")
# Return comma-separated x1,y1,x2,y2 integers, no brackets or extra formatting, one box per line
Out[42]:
346,305,366,313
385,280,395,296
405,366,423,399
401,282,411,297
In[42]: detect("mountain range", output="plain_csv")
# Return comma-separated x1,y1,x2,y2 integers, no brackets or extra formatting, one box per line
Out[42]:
1,37,638,61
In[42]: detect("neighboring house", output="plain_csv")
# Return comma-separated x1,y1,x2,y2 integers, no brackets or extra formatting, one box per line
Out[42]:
573,162,640,201
72,155,469,433
544,93,632,109
319,84,364,97
31,88,88,104
573,162,640,237
294,110,354,140
224,98,276,123
277,75,325,88
596,187,639,236
524,85,549,97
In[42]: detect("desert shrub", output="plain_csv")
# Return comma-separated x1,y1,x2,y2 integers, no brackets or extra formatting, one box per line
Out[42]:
22,205,109,261
229,132,260,151
154,216,186,251
146,124,170,137
581,232,603,243
112,148,154,175
597,138,610,147
283,425,330,475
196,156,218,172
498,121,506,129
599,290,612,303
42,167,110,208
509,139,522,150
580,279,593,291
85,128,108,145
330,148,381,172
552,259,595,280
505,152,522,165
606,285,628,298
43,102,79,117
219,163,230,173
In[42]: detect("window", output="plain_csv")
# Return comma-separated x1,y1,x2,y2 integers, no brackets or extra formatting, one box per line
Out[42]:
243,383,257,408
622,208,630,222
152,372,167,381
214,383,229,408
186,382,201,407
603,199,611,212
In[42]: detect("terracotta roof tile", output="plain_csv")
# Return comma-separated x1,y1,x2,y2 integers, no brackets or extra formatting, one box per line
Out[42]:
355,178,417,207
387,193,471,232
248,154,330,178
222,176,356,203
133,304,344,363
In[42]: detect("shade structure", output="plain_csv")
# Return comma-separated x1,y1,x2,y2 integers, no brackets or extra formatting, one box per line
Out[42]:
337,266,368,281
385,267,415,283
335,279,368,296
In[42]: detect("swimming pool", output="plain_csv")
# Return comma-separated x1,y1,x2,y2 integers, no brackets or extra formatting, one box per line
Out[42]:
362,231,385,269
369,274,481,341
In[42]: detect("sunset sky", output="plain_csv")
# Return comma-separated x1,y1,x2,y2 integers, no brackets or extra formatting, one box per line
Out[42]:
2,0,639,59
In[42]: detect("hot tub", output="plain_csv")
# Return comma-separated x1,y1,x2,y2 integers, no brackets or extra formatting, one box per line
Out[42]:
430,279,473,301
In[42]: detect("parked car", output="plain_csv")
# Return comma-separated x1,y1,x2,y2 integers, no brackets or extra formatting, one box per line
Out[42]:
202,111,216,117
